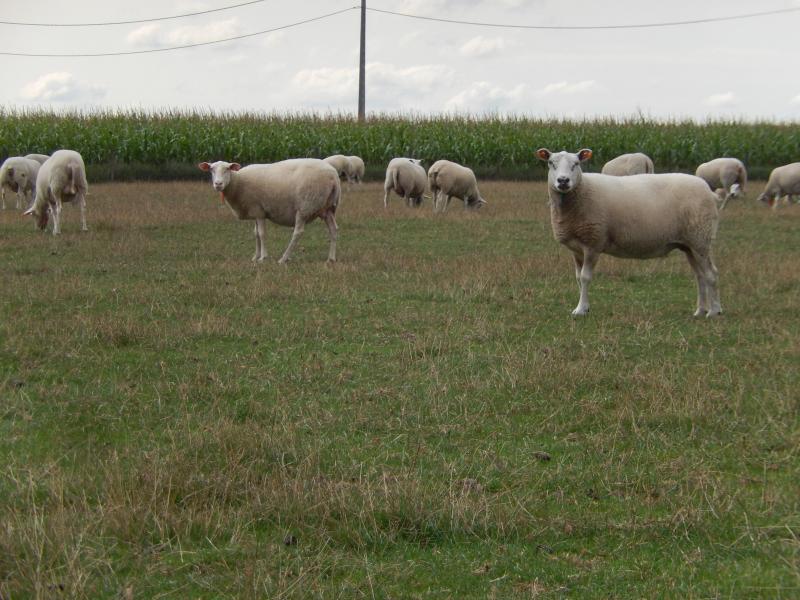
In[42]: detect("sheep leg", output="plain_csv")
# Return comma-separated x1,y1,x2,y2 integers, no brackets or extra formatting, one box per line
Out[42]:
252,219,267,262
324,211,338,263
572,253,584,291
685,251,709,317
431,190,438,213
719,190,731,211
696,254,721,317
278,212,306,264
79,192,88,231
383,187,390,209
1,186,5,210
52,196,63,235
572,250,598,316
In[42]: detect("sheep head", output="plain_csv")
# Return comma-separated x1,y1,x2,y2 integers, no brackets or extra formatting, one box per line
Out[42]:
22,203,49,230
198,161,241,193
537,148,592,194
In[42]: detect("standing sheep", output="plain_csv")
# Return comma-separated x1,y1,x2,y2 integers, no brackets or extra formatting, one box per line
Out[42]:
427,159,486,213
0,157,41,210
23,150,88,234
600,152,654,176
198,158,340,263
756,162,800,210
323,155,352,183
695,158,747,210
346,156,365,183
383,158,427,208
537,148,721,317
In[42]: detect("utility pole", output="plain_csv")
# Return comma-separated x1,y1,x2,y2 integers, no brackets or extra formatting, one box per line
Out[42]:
358,0,366,122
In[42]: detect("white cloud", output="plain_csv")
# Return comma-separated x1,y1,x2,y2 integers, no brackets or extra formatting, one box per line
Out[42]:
536,80,596,96
127,19,241,48
704,92,736,107
262,31,286,49
292,62,453,106
20,72,106,104
792,94,800,104
459,36,506,58
445,81,529,111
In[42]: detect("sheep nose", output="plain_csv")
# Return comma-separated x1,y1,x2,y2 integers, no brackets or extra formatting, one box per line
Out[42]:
557,176,570,187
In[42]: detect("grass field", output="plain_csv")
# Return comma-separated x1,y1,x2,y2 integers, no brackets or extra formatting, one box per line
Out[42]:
0,179,798,598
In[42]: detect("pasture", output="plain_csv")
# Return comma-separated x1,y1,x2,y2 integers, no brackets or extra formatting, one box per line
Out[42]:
0,179,798,598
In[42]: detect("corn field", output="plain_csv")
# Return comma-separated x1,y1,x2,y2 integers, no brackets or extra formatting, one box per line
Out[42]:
1,108,797,180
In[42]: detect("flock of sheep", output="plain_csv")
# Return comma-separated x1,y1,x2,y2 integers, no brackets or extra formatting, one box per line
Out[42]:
2,147,799,316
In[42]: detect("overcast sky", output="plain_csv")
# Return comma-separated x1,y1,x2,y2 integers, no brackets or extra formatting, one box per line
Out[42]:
2,0,800,120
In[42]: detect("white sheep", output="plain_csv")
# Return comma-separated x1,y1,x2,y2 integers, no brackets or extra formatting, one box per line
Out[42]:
0,157,41,210
383,158,427,208
24,153,50,165
346,155,365,183
600,152,654,176
427,159,487,213
198,158,340,263
323,155,352,183
695,158,747,210
23,150,88,234
537,148,721,317
756,162,800,210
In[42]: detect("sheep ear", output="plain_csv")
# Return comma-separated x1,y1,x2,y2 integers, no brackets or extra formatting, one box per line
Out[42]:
230,163,242,172
536,148,551,161
577,149,593,162
198,162,211,171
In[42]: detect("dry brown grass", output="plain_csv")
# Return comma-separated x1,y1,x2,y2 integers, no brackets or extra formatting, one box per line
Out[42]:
1,179,798,598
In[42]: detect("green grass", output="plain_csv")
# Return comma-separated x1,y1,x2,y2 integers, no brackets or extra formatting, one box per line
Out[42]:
0,180,798,598
1,109,799,181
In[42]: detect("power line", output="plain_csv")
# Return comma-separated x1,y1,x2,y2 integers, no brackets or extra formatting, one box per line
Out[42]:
0,0,269,27
366,5,800,30
0,7,356,57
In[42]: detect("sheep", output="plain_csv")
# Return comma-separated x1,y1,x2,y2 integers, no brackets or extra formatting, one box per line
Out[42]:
23,150,88,234
536,148,721,318
346,155,365,183
427,159,486,213
198,158,340,263
24,153,50,165
695,158,747,210
600,152,654,176
0,157,41,210
756,162,800,210
383,158,427,208
323,155,352,183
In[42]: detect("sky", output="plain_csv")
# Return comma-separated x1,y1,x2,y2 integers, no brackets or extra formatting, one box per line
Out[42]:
2,0,800,120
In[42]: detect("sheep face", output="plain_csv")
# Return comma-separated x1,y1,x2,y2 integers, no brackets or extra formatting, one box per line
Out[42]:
198,161,241,192
537,148,593,194
3,168,20,193
756,192,774,207
23,204,49,230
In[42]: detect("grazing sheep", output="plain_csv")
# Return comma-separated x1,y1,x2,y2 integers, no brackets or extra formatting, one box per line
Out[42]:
1,157,41,210
198,158,340,263
756,162,800,210
600,152,654,176
383,158,427,208
346,155,365,183
427,159,486,213
537,148,721,317
23,150,88,234
695,158,747,210
24,153,50,165
323,155,352,183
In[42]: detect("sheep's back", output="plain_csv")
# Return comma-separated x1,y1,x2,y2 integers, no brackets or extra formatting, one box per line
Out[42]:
235,159,339,225
579,173,717,254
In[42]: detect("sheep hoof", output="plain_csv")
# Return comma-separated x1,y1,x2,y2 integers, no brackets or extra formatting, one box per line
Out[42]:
706,309,722,318
571,306,589,316
693,309,707,318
